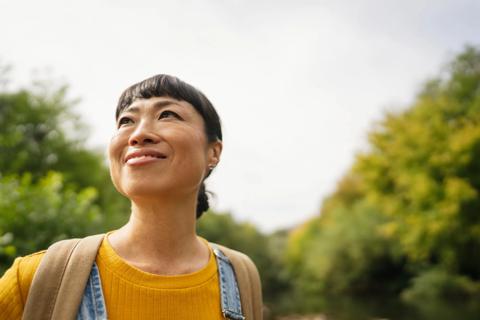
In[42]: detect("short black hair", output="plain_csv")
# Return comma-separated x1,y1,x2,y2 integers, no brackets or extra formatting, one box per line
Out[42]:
116,74,222,143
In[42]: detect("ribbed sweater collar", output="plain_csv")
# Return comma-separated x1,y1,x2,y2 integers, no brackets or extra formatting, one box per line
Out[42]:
96,232,217,289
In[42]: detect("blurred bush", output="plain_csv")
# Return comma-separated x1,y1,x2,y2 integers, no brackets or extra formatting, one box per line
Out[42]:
0,68,130,272
401,268,480,302
286,45,480,307
0,77,130,228
0,172,102,273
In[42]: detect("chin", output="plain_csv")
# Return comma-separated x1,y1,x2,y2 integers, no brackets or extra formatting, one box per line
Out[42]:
122,183,168,199
115,172,202,201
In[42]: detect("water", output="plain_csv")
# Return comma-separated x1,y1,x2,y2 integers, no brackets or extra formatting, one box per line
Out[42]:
276,296,480,320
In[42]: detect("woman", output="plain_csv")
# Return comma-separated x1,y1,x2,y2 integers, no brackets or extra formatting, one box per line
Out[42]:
0,75,263,319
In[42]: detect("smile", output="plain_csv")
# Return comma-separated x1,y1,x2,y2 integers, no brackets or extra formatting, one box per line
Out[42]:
124,149,168,166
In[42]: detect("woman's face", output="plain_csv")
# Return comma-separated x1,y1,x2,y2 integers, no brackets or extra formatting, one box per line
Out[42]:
108,96,221,200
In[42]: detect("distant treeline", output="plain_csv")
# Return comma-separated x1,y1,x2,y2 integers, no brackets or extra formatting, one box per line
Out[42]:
285,45,480,311
1,46,480,317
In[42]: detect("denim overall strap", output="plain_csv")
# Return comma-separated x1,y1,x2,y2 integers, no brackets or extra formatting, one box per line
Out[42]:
76,263,107,320
212,245,245,320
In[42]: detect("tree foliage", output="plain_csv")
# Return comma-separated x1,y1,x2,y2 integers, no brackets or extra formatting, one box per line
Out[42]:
0,79,129,227
0,70,129,271
0,172,102,273
356,46,480,275
286,46,480,303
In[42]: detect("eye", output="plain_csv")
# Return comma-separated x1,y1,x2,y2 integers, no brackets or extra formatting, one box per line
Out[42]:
159,110,182,120
118,116,133,128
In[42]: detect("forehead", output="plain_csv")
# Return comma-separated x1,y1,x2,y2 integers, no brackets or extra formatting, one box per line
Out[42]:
122,96,196,114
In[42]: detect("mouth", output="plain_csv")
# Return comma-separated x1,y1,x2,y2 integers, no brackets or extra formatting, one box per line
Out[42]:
124,149,167,165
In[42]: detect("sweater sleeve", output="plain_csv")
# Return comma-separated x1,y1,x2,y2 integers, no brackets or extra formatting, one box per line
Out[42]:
0,251,45,320
0,257,24,320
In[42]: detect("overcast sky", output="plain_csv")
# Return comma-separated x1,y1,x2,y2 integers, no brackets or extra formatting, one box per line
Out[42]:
1,0,479,232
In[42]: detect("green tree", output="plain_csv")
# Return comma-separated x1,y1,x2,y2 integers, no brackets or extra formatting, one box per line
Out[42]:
355,46,480,276
0,72,129,230
0,67,129,272
286,175,407,299
0,172,102,273
286,45,480,303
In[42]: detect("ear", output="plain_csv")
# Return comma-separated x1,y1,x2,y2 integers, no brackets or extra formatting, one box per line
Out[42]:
207,140,223,168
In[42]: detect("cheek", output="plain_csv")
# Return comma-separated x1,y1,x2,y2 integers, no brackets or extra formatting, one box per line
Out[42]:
172,130,209,174
107,135,126,194
108,136,122,166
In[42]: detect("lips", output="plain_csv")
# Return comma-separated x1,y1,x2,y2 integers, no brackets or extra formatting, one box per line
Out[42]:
124,149,167,165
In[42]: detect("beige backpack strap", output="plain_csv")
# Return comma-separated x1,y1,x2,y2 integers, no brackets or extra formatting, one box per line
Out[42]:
211,244,263,320
23,234,105,320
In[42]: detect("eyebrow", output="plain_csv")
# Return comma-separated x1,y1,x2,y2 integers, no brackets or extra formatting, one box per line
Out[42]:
122,100,182,114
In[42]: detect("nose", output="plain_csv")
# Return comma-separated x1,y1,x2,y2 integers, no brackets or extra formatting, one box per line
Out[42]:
128,120,159,146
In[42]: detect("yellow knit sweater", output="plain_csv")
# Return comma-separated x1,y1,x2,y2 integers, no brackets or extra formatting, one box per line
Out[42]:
0,236,223,320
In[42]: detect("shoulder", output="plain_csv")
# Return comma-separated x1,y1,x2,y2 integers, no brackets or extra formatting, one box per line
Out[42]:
15,251,47,300
208,242,262,292
210,243,256,263
0,250,46,318
1,251,47,290
211,243,259,272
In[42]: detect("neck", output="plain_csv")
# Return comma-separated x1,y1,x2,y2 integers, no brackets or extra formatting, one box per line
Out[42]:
107,193,209,274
